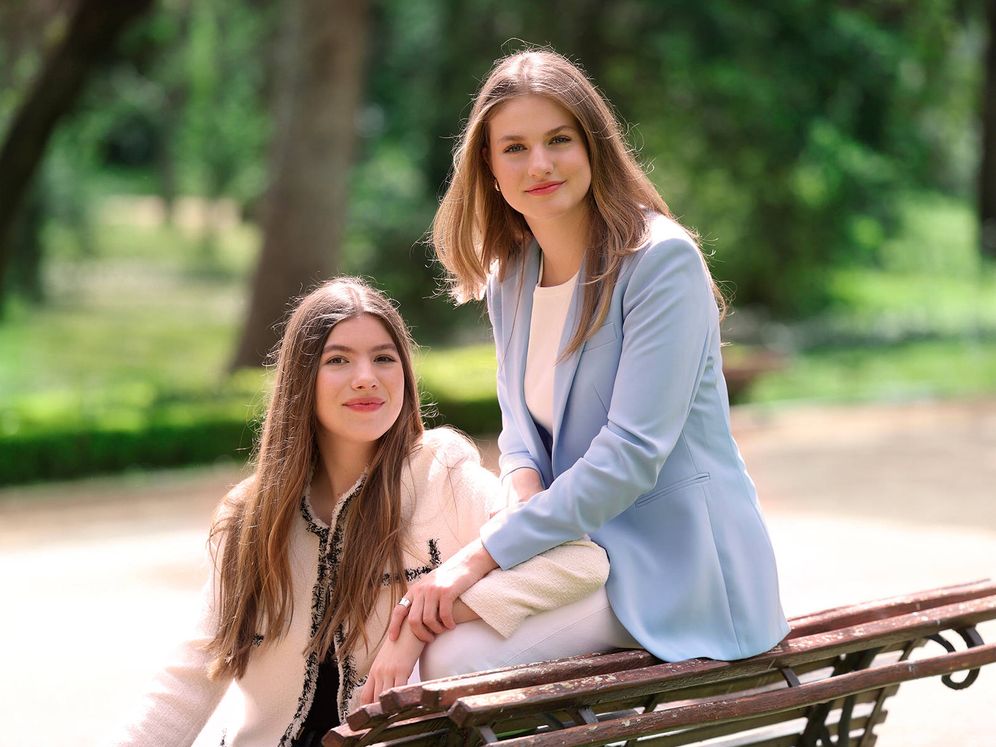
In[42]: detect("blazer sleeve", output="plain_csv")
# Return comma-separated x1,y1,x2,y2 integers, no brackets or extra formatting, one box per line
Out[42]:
487,273,542,481
110,530,233,745
435,432,608,638
481,237,717,569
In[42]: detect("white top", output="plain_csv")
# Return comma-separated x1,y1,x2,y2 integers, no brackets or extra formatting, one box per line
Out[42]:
525,259,580,433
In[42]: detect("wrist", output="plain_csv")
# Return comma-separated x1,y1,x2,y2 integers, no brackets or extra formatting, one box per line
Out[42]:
467,537,498,575
507,468,543,502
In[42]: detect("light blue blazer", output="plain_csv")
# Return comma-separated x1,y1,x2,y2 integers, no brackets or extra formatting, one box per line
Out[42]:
480,215,789,662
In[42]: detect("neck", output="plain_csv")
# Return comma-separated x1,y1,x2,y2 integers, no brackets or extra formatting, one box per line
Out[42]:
527,208,590,287
311,433,374,521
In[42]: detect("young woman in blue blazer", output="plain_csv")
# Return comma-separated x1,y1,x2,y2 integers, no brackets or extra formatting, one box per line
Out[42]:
390,48,789,663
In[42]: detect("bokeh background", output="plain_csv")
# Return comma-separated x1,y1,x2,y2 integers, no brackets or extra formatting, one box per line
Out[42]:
1,1,994,745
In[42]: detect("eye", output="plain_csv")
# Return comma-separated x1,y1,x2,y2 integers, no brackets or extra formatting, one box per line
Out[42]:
375,353,398,364
324,355,347,366
502,143,525,154
550,134,571,144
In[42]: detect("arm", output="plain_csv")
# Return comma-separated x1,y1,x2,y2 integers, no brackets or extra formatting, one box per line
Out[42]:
110,575,230,746
111,487,247,746
360,598,484,704
502,466,544,508
389,436,609,641
482,237,717,569
454,457,610,638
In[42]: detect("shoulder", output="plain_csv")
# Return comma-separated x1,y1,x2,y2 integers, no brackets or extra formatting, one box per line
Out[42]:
403,428,495,518
408,427,482,478
623,214,709,287
212,475,254,527
637,213,701,265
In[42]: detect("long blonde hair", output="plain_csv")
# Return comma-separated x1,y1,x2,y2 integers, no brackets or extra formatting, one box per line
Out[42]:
432,48,724,355
207,277,423,679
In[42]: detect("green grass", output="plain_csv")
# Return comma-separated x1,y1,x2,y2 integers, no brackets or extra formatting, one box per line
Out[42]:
745,338,996,404
417,344,496,401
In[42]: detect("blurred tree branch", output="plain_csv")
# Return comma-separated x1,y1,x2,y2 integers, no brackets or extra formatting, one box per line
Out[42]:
0,0,155,304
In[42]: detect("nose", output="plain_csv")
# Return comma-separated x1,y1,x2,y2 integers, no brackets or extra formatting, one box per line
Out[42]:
351,360,378,389
528,146,553,178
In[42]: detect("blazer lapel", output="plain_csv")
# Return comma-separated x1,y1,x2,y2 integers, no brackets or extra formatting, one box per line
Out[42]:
550,264,584,455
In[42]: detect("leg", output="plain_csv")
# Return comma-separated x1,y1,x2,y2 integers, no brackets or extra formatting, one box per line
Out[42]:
419,587,638,680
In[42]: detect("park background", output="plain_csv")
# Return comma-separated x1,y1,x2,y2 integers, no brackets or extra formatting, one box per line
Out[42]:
0,1,994,745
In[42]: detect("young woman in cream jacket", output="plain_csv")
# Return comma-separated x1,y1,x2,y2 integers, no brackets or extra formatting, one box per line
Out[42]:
113,278,621,747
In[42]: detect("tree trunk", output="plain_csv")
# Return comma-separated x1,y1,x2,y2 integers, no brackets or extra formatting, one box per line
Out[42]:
981,0,996,259
0,0,155,298
229,0,371,369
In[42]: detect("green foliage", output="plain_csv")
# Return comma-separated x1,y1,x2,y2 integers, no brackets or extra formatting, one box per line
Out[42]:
4,0,986,322
419,343,501,434
339,0,985,322
0,376,265,485
618,2,979,316
177,0,270,204
785,194,996,347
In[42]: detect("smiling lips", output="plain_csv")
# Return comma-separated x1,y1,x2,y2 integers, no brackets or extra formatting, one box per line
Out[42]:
526,180,564,195
344,398,384,412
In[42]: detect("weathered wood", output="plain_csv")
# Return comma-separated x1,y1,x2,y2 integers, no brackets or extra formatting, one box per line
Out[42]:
352,582,993,734
788,579,996,637
330,584,996,747
633,689,895,747
447,595,996,728
415,649,660,710
493,643,996,747
324,711,451,747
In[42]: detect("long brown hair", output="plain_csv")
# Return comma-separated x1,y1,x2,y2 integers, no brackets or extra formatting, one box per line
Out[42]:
432,48,725,356
207,277,423,679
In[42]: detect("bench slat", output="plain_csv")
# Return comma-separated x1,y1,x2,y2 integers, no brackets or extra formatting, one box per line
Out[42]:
332,584,995,747
492,642,996,746
634,687,897,747
448,595,996,727
349,582,995,733
789,579,996,637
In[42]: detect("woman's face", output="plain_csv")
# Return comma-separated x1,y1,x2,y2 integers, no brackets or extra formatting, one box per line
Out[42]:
487,94,592,227
314,313,405,450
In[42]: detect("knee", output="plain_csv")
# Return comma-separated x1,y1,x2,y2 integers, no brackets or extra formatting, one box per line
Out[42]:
419,621,502,681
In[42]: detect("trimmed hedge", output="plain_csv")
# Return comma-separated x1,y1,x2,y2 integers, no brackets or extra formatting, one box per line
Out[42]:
0,387,499,487
0,417,259,485
0,339,779,485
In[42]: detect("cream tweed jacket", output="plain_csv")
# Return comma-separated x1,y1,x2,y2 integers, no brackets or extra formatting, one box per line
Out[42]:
113,428,609,746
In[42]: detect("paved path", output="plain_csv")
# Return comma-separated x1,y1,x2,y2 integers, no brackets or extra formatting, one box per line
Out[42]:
1,399,995,746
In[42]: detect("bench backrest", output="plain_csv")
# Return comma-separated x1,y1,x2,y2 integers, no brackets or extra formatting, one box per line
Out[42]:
328,579,996,747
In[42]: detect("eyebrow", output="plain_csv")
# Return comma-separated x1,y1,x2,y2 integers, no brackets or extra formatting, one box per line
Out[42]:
497,124,577,143
322,342,398,354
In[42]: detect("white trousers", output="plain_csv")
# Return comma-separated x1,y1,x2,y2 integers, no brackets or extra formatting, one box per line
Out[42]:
418,587,640,681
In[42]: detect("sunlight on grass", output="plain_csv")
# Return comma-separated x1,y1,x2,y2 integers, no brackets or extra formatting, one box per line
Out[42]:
747,339,996,404
417,344,496,400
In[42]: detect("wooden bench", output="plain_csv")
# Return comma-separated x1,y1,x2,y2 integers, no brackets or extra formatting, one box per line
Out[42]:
328,580,996,746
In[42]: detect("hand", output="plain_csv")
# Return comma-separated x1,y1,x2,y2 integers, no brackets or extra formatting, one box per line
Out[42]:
358,625,426,706
387,538,498,643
